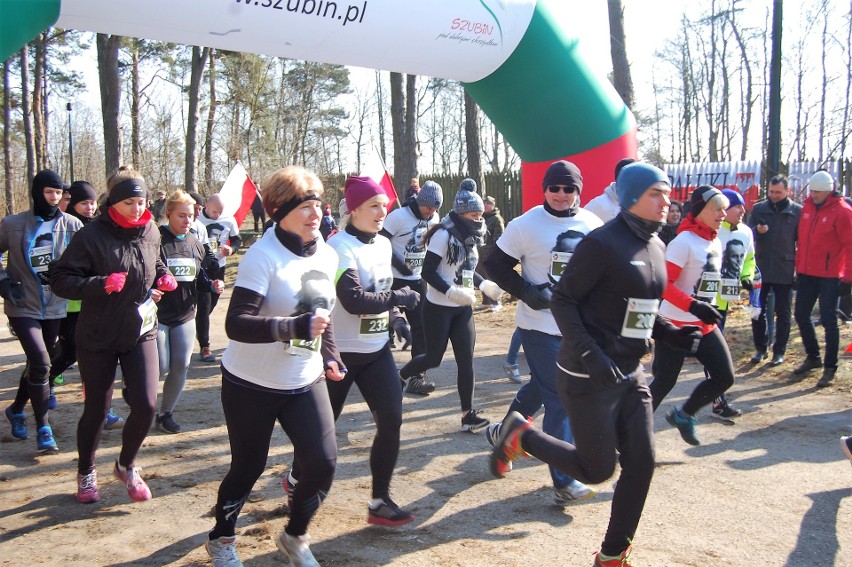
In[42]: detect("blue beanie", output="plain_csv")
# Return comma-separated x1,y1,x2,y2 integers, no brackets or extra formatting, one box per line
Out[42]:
721,189,745,208
616,163,670,209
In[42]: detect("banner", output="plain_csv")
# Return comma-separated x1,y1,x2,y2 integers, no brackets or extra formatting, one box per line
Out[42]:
663,161,762,208
218,162,259,227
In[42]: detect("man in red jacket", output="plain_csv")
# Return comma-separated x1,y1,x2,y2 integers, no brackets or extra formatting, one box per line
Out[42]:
792,170,852,387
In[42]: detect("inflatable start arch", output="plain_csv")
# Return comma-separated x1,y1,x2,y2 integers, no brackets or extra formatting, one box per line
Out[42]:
0,0,636,208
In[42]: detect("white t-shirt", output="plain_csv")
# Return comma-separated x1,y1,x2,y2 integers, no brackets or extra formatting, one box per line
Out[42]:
495,205,603,335
198,212,240,267
716,222,755,307
31,218,58,286
659,230,723,322
328,231,394,354
382,205,438,280
190,218,208,245
584,183,620,223
425,227,479,307
221,231,338,390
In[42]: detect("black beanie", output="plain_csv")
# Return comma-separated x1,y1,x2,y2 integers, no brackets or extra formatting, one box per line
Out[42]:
68,181,98,213
31,169,64,221
189,191,206,206
689,185,723,217
542,160,583,193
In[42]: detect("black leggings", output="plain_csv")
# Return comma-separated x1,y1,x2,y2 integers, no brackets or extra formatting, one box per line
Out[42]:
212,375,337,538
8,317,61,428
49,311,79,382
76,339,159,474
521,373,655,557
650,327,735,415
196,264,224,349
399,299,476,412
312,345,402,500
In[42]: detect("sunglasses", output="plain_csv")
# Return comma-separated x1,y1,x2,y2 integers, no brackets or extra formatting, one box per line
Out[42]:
547,185,577,194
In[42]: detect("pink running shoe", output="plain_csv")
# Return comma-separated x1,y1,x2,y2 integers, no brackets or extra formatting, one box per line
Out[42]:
113,460,152,502
76,470,100,503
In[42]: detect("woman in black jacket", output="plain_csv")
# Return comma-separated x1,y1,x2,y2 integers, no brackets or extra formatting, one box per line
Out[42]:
51,167,176,505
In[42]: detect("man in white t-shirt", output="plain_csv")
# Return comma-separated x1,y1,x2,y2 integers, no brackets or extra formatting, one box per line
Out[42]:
484,160,602,505
584,158,635,223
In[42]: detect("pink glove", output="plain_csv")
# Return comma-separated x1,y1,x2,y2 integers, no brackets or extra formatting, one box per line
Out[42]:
156,273,178,292
104,272,127,295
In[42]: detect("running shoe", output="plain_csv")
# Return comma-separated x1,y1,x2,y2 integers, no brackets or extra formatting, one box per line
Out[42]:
502,362,523,384
5,406,28,440
404,374,436,396
841,436,852,466
156,412,181,434
593,546,634,567
205,534,243,567
793,357,822,375
489,411,532,478
113,460,152,502
554,479,597,505
710,396,742,422
367,498,415,526
53,373,64,385
104,408,125,430
666,407,700,446
276,531,319,567
76,470,100,503
816,367,837,388
200,347,217,362
37,425,59,453
461,408,490,432
47,387,57,410
485,422,501,448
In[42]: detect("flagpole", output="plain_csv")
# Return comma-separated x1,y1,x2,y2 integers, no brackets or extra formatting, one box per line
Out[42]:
374,147,401,210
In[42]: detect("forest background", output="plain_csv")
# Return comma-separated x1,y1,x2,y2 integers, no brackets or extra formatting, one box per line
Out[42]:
2,0,852,219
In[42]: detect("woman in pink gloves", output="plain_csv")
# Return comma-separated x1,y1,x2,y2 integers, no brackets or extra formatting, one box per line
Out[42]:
51,167,176,504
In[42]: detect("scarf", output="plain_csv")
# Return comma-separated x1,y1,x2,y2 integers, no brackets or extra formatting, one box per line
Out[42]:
108,206,152,228
620,210,663,242
439,211,485,266
676,213,717,240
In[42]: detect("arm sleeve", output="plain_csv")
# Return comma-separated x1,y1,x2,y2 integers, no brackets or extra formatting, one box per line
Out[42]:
550,237,609,357
319,316,344,372
484,246,525,297
421,251,450,294
379,227,412,276
335,268,399,314
228,220,242,252
839,205,852,281
49,236,110,301
225,286,312,343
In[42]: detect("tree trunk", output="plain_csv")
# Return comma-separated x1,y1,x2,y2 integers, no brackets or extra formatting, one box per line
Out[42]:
3,59,14,215
33,33,47,171
464,90,484,191
375,70,386,163
97,33,122,178
131,39,142,169
390,72,406,184
204,49,217,190
20,47,36,185
185,46,209,194
607,0,635,110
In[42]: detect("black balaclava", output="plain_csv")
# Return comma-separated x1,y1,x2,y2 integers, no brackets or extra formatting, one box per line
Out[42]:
32,169,64,221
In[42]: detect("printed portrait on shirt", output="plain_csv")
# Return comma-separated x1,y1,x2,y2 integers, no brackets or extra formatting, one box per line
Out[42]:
721,239,746,280
295,269,336,314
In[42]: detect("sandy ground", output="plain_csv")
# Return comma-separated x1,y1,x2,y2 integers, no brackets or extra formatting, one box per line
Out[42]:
0,287,850,566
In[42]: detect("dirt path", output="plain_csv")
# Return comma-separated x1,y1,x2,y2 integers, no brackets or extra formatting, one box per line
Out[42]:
0,290,850,566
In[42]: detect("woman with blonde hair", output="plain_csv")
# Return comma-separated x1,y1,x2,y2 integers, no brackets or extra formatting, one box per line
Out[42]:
51,167,177,503
206,165,345,567
155,190,224,434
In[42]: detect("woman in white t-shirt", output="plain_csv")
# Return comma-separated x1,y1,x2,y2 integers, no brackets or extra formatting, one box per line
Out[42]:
205,166,345,567
398,181,503,433
650,185,736,446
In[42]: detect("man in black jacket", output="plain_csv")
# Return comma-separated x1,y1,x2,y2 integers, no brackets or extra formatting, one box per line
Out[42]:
489,163,700,567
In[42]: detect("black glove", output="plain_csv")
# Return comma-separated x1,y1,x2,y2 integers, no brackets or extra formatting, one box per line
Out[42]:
740,279,753,292
520,282,551,311
581,347,625,389
392,287,420,310
688,300,723,325
0,279,24,307
668,325,702,352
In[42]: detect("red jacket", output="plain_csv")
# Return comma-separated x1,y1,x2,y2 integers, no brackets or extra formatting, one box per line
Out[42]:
795,194,852,281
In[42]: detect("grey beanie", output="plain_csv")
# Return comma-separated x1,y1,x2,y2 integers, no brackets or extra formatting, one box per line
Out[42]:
416,180,443,209
459,178,477,194
453,186,484,214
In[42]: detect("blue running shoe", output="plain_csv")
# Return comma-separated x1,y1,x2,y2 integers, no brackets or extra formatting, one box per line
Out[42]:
666,407,700,446
48,387,58,410
104,408,125,430
37,425,59,453
5,406,28,440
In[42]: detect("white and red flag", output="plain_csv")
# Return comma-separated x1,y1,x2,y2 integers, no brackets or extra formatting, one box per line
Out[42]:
218,161,260,226
360,147,399,210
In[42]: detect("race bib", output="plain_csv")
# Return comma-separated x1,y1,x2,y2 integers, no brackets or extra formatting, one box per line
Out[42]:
696,271,721,302
621,298,659,339
138,297,158,336
403,250,426,272
720,278,740,301
550,251,572,281
288,337,321,358
359,313,389,338
29,245,52,273
461,269,474,289
167,257,197,282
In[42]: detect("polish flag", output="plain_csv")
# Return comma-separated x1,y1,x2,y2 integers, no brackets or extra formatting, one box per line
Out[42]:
218,161,259,226
360,147,398,210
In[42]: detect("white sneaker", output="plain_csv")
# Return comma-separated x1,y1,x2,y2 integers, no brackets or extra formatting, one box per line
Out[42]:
205,535,243,567
502,362,523,384
554,479,597,505
276,531,319,567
